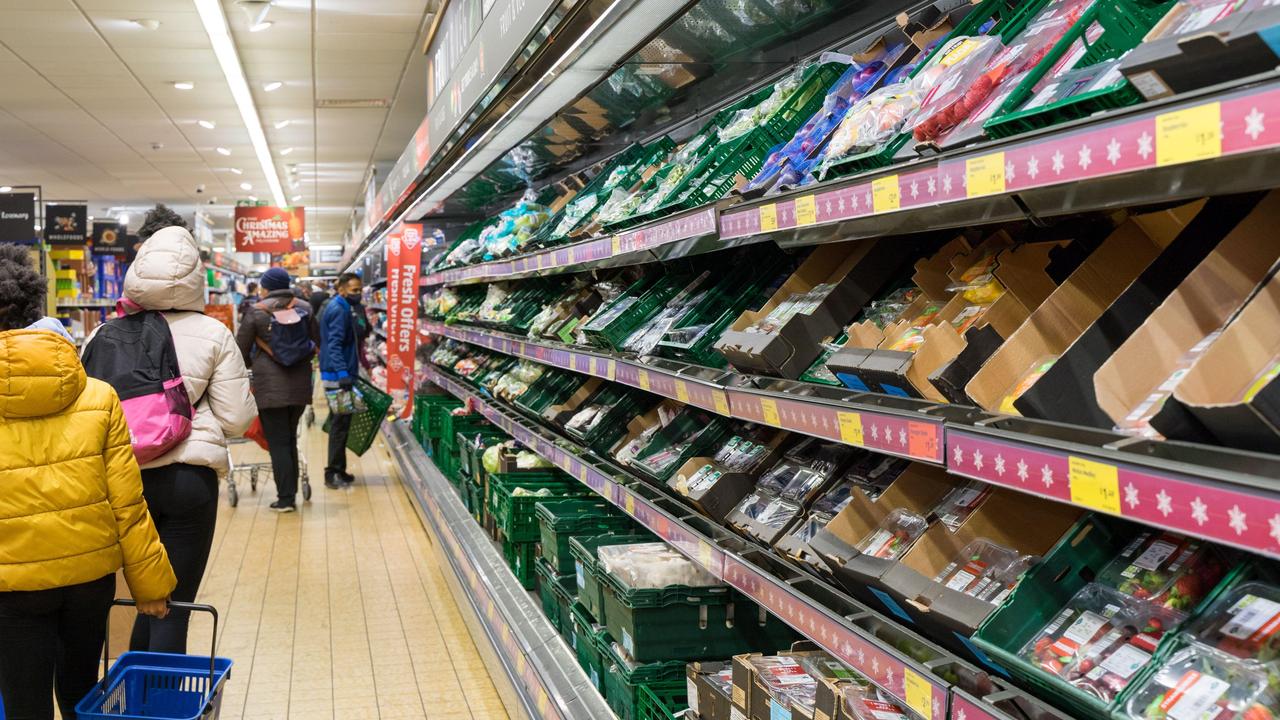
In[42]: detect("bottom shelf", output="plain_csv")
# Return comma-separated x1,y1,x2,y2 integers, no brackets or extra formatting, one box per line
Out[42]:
386,420,615,720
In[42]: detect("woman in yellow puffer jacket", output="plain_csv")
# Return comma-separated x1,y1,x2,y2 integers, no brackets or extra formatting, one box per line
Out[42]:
0,245,176,720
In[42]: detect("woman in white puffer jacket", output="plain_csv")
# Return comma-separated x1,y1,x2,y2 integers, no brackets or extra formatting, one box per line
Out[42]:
87,205,256,654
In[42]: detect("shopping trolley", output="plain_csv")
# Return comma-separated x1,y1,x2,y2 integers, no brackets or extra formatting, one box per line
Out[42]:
75,600,232,720
225,414,312,508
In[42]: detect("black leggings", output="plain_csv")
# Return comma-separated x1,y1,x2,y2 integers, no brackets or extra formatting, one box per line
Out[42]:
130,463,219,654
260,405,305,504
0,573,115,720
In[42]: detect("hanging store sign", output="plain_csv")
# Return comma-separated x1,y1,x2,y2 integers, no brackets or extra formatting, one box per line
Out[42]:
385,222,424,412
44,204,87,245
233,206,305,254
0,193,36,244
91,221,127,255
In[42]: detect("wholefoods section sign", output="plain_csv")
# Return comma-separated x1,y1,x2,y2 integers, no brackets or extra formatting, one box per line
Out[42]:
385,223,424,411
45,204,87,245
234,206,305,254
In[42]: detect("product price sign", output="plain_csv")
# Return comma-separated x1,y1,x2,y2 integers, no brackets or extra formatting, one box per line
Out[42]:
385,223,425,412
759,203,778,232
903,669,934,720
966,152,1006,198
1156,102,1222,167
837,412,864,446
794,195,817,226
1068,456,1121,514
872,176,900,213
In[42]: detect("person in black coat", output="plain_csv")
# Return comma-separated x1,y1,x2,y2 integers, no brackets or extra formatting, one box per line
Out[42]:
308,282,330,319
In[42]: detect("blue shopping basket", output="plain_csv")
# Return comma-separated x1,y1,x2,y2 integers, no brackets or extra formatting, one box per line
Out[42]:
76,600,232,720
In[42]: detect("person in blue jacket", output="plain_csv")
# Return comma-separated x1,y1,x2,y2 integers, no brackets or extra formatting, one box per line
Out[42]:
319,272,365,489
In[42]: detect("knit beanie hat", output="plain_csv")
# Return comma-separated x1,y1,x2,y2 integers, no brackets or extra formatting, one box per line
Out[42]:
260,267,291,291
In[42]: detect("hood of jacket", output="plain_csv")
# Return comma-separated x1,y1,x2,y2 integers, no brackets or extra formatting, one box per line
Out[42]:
0,329,87,419
124,226,206,312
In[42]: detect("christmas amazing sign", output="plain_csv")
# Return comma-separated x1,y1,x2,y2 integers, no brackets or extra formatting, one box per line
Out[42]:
234,206,304,253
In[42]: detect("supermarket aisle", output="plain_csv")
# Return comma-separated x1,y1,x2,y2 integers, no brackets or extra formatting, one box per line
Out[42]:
186,414,510,720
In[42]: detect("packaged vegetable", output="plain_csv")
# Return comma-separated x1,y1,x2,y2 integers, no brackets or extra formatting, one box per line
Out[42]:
997,355,1059,414
1126,645,1275,720
933,538,1036,605
1099,532,1227,611
597,542,722,590
856,509,929,560
932,480,992,530
1186,582,1280,665
1022,584,1182,678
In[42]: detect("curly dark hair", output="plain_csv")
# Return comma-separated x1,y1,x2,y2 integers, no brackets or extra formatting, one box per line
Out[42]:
0,243,45,331
138,203,189,241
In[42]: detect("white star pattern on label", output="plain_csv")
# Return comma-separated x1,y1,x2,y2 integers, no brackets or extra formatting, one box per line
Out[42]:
1157,490,1173,517
838,197,846,211
1270,514,1280,545
1137,132,1153,160
1229,505,1248,535
1027,155,1040,179
1041,464,1054,488
864,191,873,208
825,199,833,214
1124,483,1140,509
910,180,919,199
1191,497,1208,526
872,658,880,675
1005,160,1015,181
857,649,867,665
942,174,953,194
934,699,943,719
885,669,895,687
898,428,907,447
927,177,937,195
957,709,967,720
851,193,859,210
1246,107,1265,141
973,449,984,471
871,425,880,441
1107,138,1122,165
1078,144,1092,169
1017,459,1029,483
994,454,1005,476
1052,150,1065,174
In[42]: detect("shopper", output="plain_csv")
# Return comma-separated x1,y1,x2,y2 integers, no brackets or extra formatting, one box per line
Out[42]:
236,267,316,513
87,205,256,654
308,280,330,317
0,244,176,720
319,272,363,489
238,281,258,319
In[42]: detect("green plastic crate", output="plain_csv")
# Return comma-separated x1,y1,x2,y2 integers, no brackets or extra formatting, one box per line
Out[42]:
600,570,792,663
536,559,576,634
502,538,538,591
635,681,690,720
627,410,732,484
601,638,688,720
457,430,507,487
321,378,393,456
582,274,686,351
489,472,592,542
420,395,464,441
536,499,634,575
984,0,1177,140
569,533,656,624
572,603,613,696
463,480,484,521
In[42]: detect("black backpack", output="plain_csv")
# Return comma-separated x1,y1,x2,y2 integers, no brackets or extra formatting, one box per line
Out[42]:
255,298,315,367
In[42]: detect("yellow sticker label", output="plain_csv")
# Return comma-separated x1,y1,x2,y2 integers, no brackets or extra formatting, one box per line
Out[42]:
612,235,623,255
713,392,731,416
625,494,636,516
794,195,817,226
759,203,778,232
732,686,746,709
1157,102,1222,167
607,359,616,381
516,654,527,675
904,669,933,720
837,412,864,446
568,247,578,264
638,370,650,392
760,398,780,426
872,176,900,212
698,542,714,570
1068,456,1121,514
578,466,587,483
966,152,1006,197
675,380,689,404
940,37,980,67
536,689,550,715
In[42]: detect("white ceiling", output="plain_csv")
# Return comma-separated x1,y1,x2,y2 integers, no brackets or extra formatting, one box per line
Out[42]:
0,0,433,247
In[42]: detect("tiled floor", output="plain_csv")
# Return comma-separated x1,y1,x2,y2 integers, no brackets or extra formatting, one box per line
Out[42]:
186,414,510,720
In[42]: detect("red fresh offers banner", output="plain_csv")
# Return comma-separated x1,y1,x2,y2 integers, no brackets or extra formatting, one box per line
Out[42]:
234,206,305,253
385,222,424,414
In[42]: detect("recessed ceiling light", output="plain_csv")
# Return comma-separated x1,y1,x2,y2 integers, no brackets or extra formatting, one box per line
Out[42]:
118,213,129,226
0,186,10,192
263,81,282,92
216,147,231,155
248,195,258,202
279,147,293,155
249,21,273,32
291,194,302,202
274,120,291,129
229,167,243,175
132,19,161,30
240,182,253,190
197,119,216,129
173,81,195,90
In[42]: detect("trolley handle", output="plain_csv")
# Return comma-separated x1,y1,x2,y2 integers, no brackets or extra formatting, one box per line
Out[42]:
102,599,220,694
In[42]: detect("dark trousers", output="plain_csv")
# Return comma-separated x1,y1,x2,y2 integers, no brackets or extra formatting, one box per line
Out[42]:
130,464,218,654
0,573,114,720
326,411,352,478
260,405,305,504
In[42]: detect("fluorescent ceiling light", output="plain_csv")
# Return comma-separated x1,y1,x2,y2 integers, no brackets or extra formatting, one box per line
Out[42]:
274,120,291,129
248,195,258,202
198,119,216,129
0,186,10,192
279,147,293,155
263,81,283,92
118,214,129,225
229,167,243,175
216,146,231,156
291,194,302,202
250,21,273,32
173,81,194,90
193,0,286,207
131,19,161,30
240,182,253,190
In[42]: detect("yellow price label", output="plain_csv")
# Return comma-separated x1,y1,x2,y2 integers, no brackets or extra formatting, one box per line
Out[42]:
536,689,550,715
1157,102,1222,167
638,370,650,392
625,494,636,516
966,152,1005,198
759,203,778,231
675,380,690,404
760,398,780,426
516,654,527,675
568,247,578,264
698,542,714,569
606,359,616,381
794,195,817,226
611,235,623,255
578,465,587,483
872,175,900,212
903,669,933,720
837,412,864,446
1069,456,1121,514
713,392,730,416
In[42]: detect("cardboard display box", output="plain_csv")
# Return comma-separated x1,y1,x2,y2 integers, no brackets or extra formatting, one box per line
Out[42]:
1094,192,1280,442
808,463,953,609
687,660,736,720
544,377,603,425
965,204,1199,414
731,643,855,720
715,239,915,380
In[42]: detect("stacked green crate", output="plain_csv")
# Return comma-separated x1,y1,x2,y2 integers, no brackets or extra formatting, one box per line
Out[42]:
435,413,492,482
487,471,591,543
563,384,662,458
536,559,577,634
635,682,689,720
625,407,732,484
569,533,656,624
536,500,635,575
581,273,689,352
571,604,614,697
601,640,688,720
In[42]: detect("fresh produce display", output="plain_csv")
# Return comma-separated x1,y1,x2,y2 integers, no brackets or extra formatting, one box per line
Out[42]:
1126,645,1275,720
1098,532,1228,611
856,509,929,560
1186,582,1280,665
932,480,992,531
597,542,721,590
933,539,1036,605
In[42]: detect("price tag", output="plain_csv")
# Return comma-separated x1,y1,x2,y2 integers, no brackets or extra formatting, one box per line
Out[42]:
698,542,715,570
638,370,651,392
837,412,864,445
1157,102,1221,167
794,195,817,226
872,176,900,212
759,203,778,231
568,247,578,264
611,235,623,255
625,494,636,516
713,392,731,416
578,465,588,483
908,422,940,461
606,359,616,381
1069,456,1121,514
903,669,933,720
675,380,690,404
760,398,780,426
536,688,550,715
966,152,1006,197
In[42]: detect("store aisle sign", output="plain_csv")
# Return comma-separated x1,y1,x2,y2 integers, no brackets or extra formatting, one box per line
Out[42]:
0,193,36,244
91,221,127,255
385,223,425,411
233,206,305,253
45,204,87,245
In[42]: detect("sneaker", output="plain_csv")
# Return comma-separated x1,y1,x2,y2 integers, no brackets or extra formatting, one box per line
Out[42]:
270,501,296,513
338,471,356,485
324,478,343,490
